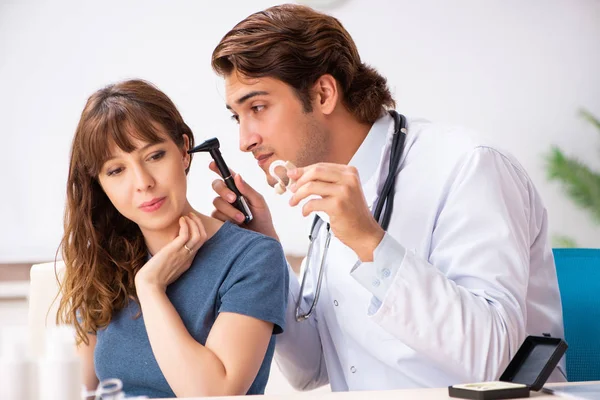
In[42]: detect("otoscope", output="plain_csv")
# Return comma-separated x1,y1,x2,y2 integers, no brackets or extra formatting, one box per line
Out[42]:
188,138,253,224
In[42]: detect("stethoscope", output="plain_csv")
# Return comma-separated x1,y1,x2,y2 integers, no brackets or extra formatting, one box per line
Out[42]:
295,110,408,322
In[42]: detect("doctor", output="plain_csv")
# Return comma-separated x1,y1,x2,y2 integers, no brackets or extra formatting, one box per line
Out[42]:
209,3,566,391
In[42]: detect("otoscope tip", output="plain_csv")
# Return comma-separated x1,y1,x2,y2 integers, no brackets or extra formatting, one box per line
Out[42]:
188,137,220,154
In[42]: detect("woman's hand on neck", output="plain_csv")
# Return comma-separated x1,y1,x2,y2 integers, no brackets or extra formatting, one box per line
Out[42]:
143,205,223,256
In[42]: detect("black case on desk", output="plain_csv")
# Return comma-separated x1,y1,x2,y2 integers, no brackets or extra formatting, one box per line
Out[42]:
448,335,568,400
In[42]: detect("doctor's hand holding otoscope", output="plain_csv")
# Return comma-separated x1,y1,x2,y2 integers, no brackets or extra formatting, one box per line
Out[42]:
188,137,252,222
207,147,384,263
188,137,280,242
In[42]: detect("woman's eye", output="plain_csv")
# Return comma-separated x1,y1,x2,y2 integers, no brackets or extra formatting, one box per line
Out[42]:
148,150,165,161
107,167,123,177
251,105,265,113
230,114,240,124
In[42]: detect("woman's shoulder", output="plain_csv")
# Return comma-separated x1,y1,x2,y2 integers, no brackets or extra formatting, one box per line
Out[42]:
211,222,289,297
209,221,284,254
198,221,286,274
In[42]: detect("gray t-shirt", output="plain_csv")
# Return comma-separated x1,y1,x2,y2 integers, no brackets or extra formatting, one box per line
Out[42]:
94,221,289,398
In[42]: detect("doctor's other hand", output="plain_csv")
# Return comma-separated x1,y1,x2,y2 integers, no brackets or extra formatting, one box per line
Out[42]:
288,163,384,262
209,161,279,242
135,213,206,291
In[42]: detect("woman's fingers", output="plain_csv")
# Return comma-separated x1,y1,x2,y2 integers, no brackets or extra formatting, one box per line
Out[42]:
183,215,200,253
187,212,207,249
175,216,190,247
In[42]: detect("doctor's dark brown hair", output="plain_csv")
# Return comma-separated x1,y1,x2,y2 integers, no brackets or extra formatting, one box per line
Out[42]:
57,79,195,345
211,4,395,125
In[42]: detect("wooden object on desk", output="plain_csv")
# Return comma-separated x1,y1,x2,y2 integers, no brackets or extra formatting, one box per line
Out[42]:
0,263,33,282
0,263,33,300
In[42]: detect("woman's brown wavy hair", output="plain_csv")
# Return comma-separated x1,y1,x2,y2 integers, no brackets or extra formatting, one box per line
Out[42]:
57,79,195,344
211,4,395,125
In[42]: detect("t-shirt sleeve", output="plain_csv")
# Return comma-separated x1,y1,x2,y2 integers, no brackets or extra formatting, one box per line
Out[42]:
218,237,289,334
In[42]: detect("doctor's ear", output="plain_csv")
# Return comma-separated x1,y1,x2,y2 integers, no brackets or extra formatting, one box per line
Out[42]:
312,74,338,116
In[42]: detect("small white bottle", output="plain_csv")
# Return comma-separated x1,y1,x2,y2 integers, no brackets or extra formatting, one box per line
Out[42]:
0,326,34,400
38,325,82,400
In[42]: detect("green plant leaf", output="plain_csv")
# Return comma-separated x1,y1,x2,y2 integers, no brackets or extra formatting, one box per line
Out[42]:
545,146,600,222
579,109,600,133
552,234,577,248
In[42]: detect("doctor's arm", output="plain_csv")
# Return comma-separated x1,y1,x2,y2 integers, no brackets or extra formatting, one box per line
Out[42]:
289,149,537,383
351,148,534,382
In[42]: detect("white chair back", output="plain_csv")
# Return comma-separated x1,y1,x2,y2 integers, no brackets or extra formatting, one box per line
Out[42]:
27,260,65,359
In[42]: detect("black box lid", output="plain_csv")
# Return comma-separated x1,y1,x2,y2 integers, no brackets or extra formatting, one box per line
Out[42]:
499,336,567,391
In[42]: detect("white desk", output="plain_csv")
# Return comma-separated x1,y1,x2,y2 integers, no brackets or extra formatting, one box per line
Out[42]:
157,381,600,399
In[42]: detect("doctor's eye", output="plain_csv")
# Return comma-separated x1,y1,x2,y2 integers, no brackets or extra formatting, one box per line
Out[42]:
230,114,240,124
251,105,265,113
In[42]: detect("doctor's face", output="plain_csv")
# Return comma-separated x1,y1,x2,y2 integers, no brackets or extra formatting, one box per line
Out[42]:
224,72,330,186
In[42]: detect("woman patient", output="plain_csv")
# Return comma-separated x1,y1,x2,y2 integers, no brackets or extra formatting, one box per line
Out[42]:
57,79,289,398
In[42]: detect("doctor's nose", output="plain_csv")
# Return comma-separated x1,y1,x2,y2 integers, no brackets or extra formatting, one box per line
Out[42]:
239,120,261,153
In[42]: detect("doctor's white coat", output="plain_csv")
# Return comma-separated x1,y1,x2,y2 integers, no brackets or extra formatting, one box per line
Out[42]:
274,113,566,391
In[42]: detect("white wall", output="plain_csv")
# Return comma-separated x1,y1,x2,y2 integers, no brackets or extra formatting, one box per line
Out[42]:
1,0,599,262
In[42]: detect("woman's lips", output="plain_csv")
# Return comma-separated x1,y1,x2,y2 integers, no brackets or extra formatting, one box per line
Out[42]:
139,197,166,212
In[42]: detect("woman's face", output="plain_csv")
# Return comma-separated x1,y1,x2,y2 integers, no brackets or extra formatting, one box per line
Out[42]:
97,127,191,235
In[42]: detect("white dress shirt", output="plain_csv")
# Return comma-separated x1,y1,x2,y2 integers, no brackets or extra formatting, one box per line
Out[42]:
274,112,566,391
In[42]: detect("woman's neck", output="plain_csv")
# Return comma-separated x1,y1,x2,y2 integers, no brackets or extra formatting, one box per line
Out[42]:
142,204,223,256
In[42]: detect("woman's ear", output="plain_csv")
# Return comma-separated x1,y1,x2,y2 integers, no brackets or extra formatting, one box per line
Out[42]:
182,134,191,169
312,74,339,116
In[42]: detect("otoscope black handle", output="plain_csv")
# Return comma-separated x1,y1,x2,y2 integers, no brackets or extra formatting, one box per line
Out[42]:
224,176,253,224
187,138,253,224
224,175,242,197
211,149,231,180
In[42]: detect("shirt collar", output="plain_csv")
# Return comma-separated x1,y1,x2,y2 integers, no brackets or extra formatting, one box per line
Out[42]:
348,112,393,188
